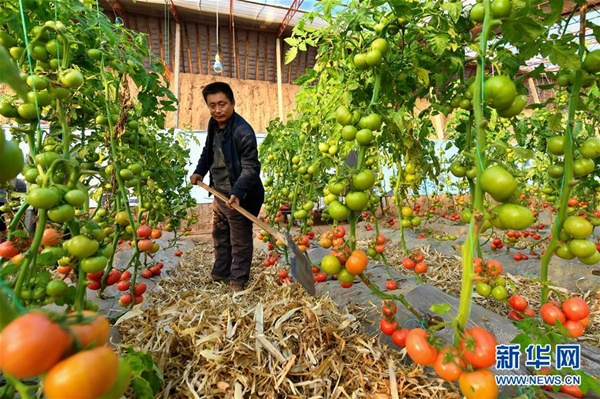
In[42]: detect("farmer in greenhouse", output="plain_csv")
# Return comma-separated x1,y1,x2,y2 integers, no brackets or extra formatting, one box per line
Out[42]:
190,82,264,292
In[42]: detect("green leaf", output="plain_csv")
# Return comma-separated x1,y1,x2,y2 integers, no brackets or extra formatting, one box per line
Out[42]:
547,113,563,132
0,262,19,277
430,303,451,315
441,2,462,22
0,45,28,101
285,47,298,65
543,40,579,70
131,377,154,399
415,67,430,86
37,251,62,266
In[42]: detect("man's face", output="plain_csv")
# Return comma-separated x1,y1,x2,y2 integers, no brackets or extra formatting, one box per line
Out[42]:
206,92,235,126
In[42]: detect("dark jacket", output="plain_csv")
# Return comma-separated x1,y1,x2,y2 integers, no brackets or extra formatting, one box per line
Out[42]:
194,112,264,216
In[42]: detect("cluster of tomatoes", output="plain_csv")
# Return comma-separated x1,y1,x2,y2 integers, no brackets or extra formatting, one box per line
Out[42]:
399,206,421,229
140,261,164,280
380,300,499,398
473,258,509,300
366,234,386,260
0,311,130,398
509,295,591,338
401,250,428,274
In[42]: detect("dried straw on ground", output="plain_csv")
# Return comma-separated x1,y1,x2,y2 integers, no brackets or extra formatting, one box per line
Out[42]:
385,244,600,348
116,238,459,398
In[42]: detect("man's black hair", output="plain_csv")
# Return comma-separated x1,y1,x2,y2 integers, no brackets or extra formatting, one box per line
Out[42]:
202,82,235,103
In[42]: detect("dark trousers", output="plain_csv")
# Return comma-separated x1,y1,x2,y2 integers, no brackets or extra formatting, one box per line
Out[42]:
211,198,253,286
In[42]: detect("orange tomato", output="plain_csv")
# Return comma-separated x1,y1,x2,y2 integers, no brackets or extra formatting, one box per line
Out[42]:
459,369,498,399
43,347,119,399
68,311,110,350
0,312,71,379
41,228,62,246
151,229,162,239
137,239,153,252
345,250,368,275
433,348,465,381
320,237,332,249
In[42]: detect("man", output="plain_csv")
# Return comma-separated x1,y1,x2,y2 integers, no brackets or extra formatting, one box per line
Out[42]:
190,82,264,291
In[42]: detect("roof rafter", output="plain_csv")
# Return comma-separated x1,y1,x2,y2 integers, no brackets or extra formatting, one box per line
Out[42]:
278,0,304,36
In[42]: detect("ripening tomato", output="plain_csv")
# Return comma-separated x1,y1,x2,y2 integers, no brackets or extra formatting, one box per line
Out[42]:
333,226,345,238
540,303,566,326
141,269,153,278
433,348,465,381
120,271,132,281
406,328,438,365
459,369,498,399
460,327,497,368
561,297,590,321
485,260,502,276
412,251,424,263
564,320,584,338
508,295,528,312
106,269,121,285
392,328,410,348
0,313,72,379
136,225,152,238
376,234,386,245
43,347,119,399
380,317,398,335
382,301,397,317
0,241,20,258
414,262,428,274
402,257,415,269
117,280,131,291
41,228,62,246
68,311,110,350
559,384,584,398
386,280,397,290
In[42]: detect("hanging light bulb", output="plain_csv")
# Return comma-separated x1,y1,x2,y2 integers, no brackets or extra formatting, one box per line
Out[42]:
213,53,223,74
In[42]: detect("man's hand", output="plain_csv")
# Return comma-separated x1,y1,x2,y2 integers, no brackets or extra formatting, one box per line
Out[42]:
227,195,239,209
190,174,203,185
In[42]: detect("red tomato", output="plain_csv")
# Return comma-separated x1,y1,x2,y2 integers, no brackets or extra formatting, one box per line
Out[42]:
105,269,121,286
0,241,20,258
385,280,397,290
560,385,584,398
540,303,566,326
141,269,153,278
523,307,536,318
136,225,152,238
391,328,410,348
116,280,131,291
433,348,465,381
340,282,353,288
278,270,288,279
561,297,590,321
120,271,132,281
57,265,71,274
564,320,584,338
508,310,524,320
375,244,385,253
87,271,104,281
119,293,132,306
382,301,397,317
380,317,398,336
175,250,182,257
157,262,164,269
414,262,428,274
402,258,415,269
406,328,438,365
333,226,345,238
87,281,101,290
509,295,528,312
316,272,327,282
150,266,161,276
460,327,497,368
135,295,144,305
134,283,147,296
377,234,386,245
485,260,502,276
412,251,424,263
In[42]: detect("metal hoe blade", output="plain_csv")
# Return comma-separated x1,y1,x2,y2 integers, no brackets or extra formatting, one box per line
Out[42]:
284,234,316,296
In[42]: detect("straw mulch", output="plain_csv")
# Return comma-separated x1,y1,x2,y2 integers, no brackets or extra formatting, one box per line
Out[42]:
384,244,600,348
116,238,460,399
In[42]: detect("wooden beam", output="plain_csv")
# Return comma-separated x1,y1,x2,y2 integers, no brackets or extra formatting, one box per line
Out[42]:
244,31,249,80
263,34,268,81
170,22,175,73
287,53,293,84
255,32,260,80
528,77,540,103
195,23,202,74
206,24,211,74
145,16,152,52
276,38,284,120
173,23,181,127
158,18,164,63
277,0,304,37
184,22,193,73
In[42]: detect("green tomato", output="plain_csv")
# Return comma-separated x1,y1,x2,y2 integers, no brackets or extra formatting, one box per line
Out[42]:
371,38,389,55
547,136,565,156
26,75,49,90
358,113,382,131
27,188,60,210
365,49,382,66
48,204,75,223
81,256,108,273
46,280,68,297
321,255,342,276
580,138,600,159
450,161,467,177
491,285,508,300
64,190,87,207
328,200,351,221
352,169,375,191
547,164,564,179
471,3,485,22
556,75,571,87
345,191,369,211
68,235,100,258
483,76,517,110
353,53,369,70
579,250,600,265
573,158,595,177
27,90,53,107
476,282,492,297
583,49,600,74
493,204,534,231
497,95,527,118
491,0,512,18
563,216,593,239
99,359,132,399
411,216,421,226
480,165,517,202
337,268,355,283
335,106,353,126
60,69,85,88
356,129,374,146
17,103,39,120
0,101,18,118
128,163,142,175
568,239,596,259
0,140,24,184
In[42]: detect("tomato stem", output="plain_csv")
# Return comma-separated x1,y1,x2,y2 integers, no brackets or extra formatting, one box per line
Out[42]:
14,210,47,299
